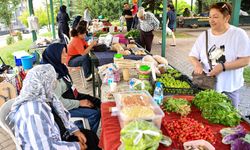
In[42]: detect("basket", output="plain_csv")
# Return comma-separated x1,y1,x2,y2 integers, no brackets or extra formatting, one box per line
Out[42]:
163,75,201,95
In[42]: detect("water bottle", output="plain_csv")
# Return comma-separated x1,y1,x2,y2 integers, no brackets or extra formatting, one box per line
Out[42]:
153,82,163,105
107,68,114,86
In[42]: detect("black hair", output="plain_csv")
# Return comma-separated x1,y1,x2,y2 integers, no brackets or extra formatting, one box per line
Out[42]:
167,4,175,12
77,20,87,29
70,25,87,37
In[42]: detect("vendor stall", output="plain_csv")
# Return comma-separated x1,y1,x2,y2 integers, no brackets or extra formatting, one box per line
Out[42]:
99,98,250,150
177,17,209,28
97,56,250,149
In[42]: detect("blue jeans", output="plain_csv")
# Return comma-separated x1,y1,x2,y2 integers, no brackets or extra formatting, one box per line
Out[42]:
68,55,91,78
69,107,100,133
222,89,240,109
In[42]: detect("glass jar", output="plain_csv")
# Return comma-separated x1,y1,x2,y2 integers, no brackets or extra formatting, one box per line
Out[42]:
138,65,151,80
113,53,124,64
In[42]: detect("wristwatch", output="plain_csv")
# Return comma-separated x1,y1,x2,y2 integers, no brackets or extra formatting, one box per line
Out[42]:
220,62,226,72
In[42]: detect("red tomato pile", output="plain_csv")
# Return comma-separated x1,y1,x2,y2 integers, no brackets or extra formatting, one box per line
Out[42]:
164,118,216,144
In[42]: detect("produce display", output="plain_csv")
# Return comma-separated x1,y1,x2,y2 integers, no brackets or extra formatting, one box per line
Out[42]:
120,94,151,107
193,90,241,126
157,72,195,95
220,125,250,150
120,120,162,150
163,98,191,116
164,118,216,144
130,79,153,94
157,74,190,88
125,29,140,39
121,106,155,120
165,68,182,78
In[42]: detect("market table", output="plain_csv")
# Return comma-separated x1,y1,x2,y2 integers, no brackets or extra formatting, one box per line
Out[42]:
99,97,250,150
89,51,145,97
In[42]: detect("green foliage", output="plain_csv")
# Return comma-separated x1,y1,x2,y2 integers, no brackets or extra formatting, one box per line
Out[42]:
6,36,15,45
0,0,21,33
16,32,22,41
196,0,232,12
70,0,121,21
163,98,191,116
175,0,195,16
244,67,250,85
193,90,241,126
18,10,29,27
19,7,49,28
125,29,140,39
1,39,32,66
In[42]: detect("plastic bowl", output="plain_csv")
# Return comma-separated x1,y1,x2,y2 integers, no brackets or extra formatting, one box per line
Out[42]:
183,140,215,150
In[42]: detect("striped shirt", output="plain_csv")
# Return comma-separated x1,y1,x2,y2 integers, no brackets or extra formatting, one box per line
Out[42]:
8,101,80,150
139,12,160,32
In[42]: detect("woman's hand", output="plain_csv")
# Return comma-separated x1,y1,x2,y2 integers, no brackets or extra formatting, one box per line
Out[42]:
90,40,97,47
73,130,87,145
193,62,203,74
79,99,94,108
78,142,87,150
209,63,223,76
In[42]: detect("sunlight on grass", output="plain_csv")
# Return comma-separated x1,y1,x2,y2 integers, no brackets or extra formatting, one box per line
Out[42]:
39,32,53,37
0,39,32,66
154,31,193,38
244,66,250,86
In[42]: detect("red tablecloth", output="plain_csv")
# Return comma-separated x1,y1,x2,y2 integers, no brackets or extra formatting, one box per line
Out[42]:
99,96,250,150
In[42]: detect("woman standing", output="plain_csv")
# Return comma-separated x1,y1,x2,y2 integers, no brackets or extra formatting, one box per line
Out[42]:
167,4,176,46
189,2,250,109
41,43,101,133
56,5,70,43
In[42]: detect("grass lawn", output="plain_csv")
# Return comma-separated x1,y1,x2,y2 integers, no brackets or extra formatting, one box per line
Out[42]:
244,66,250,86
0,39,32,66
154,30,193,38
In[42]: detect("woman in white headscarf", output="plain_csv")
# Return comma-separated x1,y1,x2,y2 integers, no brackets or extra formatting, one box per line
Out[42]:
7,64,100,150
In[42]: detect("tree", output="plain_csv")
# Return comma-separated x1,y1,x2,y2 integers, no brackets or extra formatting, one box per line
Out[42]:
70,0,121,21
0,0,21,34
18,7,49,28
196,0,232,13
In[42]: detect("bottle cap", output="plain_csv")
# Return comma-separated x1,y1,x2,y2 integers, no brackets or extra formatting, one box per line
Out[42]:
139,65,150,71
156,82,161,87
114,53,123,59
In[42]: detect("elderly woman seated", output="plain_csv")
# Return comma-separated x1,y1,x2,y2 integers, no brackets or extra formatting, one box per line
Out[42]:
6,64,101,149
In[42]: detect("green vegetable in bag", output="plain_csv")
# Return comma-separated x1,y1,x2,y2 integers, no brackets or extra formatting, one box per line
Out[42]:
120,120,162,150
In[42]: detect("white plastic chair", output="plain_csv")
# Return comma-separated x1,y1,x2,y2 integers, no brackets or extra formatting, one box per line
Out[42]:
69,117,90,130
0,99,22,150
67,66,88,89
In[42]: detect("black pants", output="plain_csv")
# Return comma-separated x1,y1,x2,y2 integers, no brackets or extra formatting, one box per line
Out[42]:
140,30,154,52
126,20,133,32
66,128,101,150
58,23,70,43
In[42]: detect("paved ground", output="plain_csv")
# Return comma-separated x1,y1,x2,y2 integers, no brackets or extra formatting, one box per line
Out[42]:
1,27,250,149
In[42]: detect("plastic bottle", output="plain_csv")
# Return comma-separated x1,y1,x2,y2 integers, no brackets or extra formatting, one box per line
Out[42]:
107,68,114,86
153,82,163,105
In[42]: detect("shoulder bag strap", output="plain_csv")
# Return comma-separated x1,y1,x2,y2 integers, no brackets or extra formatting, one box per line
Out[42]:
205,30,213,71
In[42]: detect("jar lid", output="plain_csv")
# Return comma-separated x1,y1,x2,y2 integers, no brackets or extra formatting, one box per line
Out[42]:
114,53,123,58
139,65,150,71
